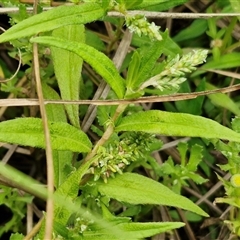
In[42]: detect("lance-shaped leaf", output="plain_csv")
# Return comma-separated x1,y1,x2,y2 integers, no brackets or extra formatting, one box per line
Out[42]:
135,0,188,11
0,163,127,240
0,3,105,43
202,53,240,70
115,110,240,142
42,83,73,188
51,25,84,128
205,82,240,116
31,36,125,98
82,222,184,240
126,31,168,96
229,0,240,21
96,173,208,216
52,154,99,227
0,118,92,152
42,82,67,123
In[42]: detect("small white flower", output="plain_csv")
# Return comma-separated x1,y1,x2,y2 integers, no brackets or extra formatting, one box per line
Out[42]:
125,14,162,41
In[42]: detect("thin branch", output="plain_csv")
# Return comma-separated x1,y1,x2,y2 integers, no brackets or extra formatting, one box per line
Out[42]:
81,29,132,132
24,217,44,240
0,27,22,83
0,83,240,107
183,186,222,215
27,203,33,236
33,43,54,239
1,7,240,18
108,11,240,19
1,144,18,164
82,104,127,165
196,173,231,206
0,76,27,118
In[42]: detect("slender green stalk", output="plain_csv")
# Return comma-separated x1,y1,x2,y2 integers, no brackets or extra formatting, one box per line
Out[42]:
82,104,127,166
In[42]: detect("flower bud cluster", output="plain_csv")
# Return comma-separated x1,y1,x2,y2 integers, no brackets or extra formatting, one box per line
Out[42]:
90,132,156,182
140,49,208,91
125,14,162,41
70,214,94,234
87,2,162,41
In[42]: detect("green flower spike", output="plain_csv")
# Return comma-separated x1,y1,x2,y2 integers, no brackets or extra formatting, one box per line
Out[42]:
140,49,208,91
91,132,158,182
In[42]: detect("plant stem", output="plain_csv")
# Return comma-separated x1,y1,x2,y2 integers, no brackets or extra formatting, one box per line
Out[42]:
82,104,127,165
24,217,44,240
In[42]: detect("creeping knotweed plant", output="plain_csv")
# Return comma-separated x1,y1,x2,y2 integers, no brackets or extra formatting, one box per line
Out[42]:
125,14,162,41
140,49,208,91
89,132,159,182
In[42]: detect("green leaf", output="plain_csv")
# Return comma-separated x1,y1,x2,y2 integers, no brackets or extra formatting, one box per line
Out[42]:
175,80,205,115
0,3,105,43
126,51,141,92
53,150,73,188
202,53,240,69
232,117,240,133
117,222,184,238
186,172,207,185
0,118,92,152
97,105,117,128
162,33,182,57
229,0,240,21
51,24,85,128
100,0,112,10
96,173,208,216
86,30,105,51
43,83,73,188
115,110,240,142
0,164,126,240
187,144,203,172
77,204,179,240
53,221,70,239
131,32,181,58
135,0,188,11
205,82,240,116
52,155,100,228
170,210,203,222
118,206,142,217
173,19,208,42
122,0,143,9
10,233,24,240
38,153,119,238
42,82,67,123
31,36,125,98
135,32,167,85
83,222,184,240
39,154,111,238
0,185,27,236
126,32,169,96
178,142,188,165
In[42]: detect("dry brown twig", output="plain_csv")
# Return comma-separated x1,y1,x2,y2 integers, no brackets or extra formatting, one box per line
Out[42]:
31,0,54,236
1,7,240,18
0,27,22,83
81,29,132,132
0,83,240,107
